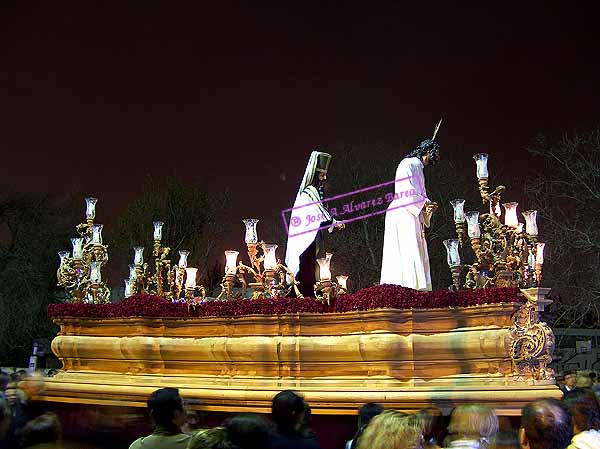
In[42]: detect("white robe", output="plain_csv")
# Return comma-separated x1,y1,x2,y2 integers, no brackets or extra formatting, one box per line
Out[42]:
380,157,432,291
568,430,600,449
285,185,334,277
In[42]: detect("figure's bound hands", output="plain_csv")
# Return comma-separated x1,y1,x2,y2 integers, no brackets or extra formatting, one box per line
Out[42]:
335,222,346,230
425,201,438,215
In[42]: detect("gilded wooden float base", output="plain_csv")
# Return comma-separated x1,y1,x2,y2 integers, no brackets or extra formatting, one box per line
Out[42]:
43,290,561,415
39,371,560,416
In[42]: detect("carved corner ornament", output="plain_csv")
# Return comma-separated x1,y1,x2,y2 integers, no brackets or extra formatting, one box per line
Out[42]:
508,288,555,382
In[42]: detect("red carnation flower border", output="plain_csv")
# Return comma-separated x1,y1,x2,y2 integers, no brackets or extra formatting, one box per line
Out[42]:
47,286,524,319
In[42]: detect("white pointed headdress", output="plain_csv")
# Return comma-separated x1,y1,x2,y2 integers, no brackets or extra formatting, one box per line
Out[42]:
295,150,331,201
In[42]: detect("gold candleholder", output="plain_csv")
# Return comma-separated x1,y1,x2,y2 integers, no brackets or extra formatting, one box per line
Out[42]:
218,273,237,300
57,198,110,304
470,237,482,261
535,264,543,285
315,279,334,305
478,178,489,202
455,221,468,247
449,265,463,291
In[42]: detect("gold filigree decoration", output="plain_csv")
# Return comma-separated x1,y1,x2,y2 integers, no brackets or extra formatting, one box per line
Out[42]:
507,291,555,381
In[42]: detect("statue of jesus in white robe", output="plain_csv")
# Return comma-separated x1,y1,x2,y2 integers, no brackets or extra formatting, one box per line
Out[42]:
380,141,439,291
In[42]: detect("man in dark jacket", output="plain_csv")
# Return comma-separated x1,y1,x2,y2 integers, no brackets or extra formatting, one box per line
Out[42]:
129,388,190,449
270,390,321,449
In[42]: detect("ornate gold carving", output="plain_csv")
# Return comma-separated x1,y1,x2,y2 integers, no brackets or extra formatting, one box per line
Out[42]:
508,289,555,381
57,206,110,304
217,242,304,300
46,301,562,415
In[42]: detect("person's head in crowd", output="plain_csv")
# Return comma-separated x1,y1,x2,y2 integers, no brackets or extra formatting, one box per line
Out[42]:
271,390,305,434
562,388,600,435
19,371,45,401
575,374,593,389
147,388,186,431
358,402,384,429
19,412,62,448
489,430,519,449
590,371,597,384
5,380,25,407
223,413,271,449
417,407,444,448
0,372,9,392
357,410,423,449
186,427,231,449
298,398,315,438
348,403,385,449
447,404,499,443
0,396,10,441
563,370,577,390
520,398,572,449
46,369,58,378
182,399,206,434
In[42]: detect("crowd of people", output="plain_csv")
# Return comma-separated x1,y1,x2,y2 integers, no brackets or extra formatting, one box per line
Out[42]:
127,383,600,449
0,369,599,449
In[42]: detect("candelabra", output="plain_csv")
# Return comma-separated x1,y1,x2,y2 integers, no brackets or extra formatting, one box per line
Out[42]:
125,222,206,303
57,198,110,304
217,219,347,300
448,154,545,289
217,219,304,299
313,253,348,304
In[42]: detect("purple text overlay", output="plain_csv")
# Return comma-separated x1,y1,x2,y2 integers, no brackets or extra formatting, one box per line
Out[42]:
281,175,426,238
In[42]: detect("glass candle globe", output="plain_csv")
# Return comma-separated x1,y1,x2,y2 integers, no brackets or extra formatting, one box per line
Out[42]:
473,153,489,179
153,221,164,241
185,267,198,288
536,242,545,265
443,239,461,266
465,211,481,238
178,250,190,268
503,202,519,228
317,258,332,281
336,275,348,290
85,197,98,220
71,238,84,259
133,246,144,265
522,210,538,236
225,250,239,274
242,219,259,244
450,199,466,223
262,243,278,270
92,224,103,244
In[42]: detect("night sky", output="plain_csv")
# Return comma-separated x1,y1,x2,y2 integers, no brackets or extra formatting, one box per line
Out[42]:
1,2,599,254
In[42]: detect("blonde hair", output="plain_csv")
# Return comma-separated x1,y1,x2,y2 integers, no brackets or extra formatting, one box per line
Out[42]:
447,404,499,439
187,427,228,449
357,410,423,449
576,374,593,388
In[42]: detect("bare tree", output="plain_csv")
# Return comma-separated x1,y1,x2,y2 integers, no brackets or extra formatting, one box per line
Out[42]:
109,176,231,287
0,192,79,365
525,129,600,327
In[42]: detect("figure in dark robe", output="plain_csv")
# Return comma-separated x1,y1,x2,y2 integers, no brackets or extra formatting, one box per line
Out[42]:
285,151,343,297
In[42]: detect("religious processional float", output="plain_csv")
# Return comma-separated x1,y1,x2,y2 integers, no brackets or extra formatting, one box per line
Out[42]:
44,152,559,416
